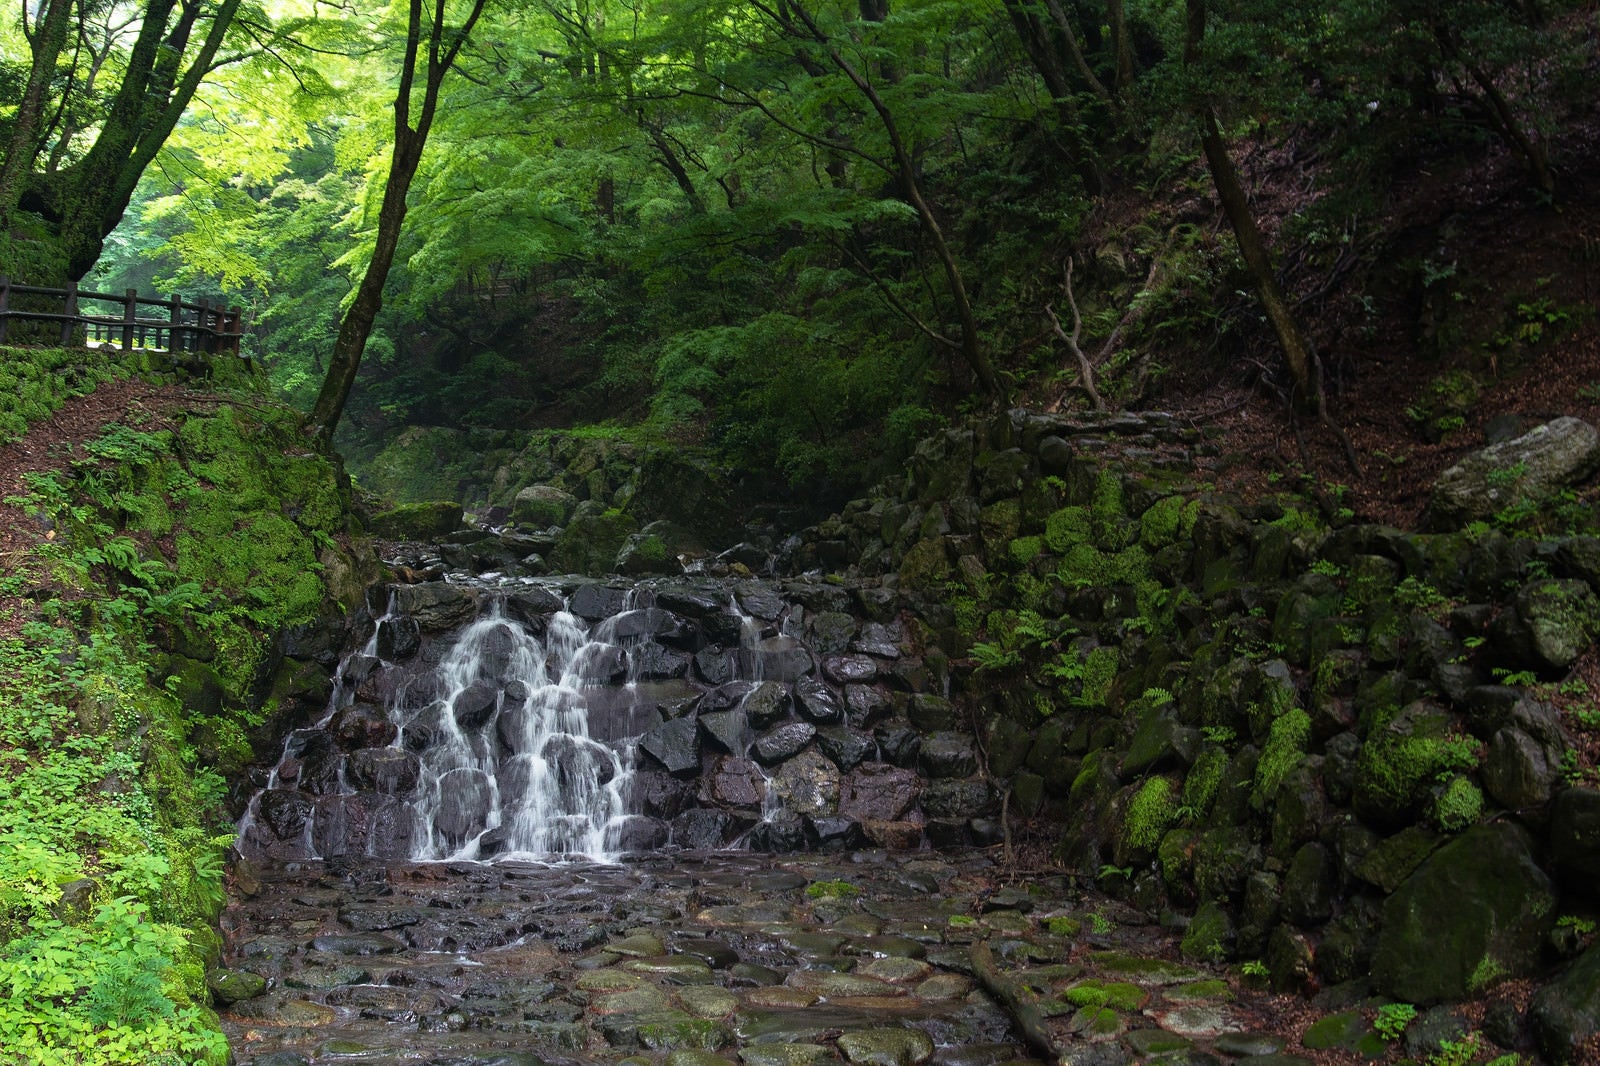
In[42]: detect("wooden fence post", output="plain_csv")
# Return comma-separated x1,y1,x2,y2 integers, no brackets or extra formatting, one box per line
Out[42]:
122,289,138,352
170,293,183,351
59,282,78,346
228,306,243,354
0,276,10,346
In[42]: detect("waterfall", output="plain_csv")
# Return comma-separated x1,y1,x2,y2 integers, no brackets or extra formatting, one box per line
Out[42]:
404,604,634,861
235,574,902,865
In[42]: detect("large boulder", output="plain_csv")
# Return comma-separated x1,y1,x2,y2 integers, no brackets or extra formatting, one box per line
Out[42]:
1428,416,1600,528
367,501,463,541
1371,822,1556,1004
511,484,577,527
1488,578,1600,674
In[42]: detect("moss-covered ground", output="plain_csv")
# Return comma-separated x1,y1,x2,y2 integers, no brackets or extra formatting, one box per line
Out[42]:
0,346,361,1064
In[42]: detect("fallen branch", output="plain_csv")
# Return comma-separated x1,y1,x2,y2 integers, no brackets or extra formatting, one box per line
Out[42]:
970,939,1062,1063
1043,257,1105,411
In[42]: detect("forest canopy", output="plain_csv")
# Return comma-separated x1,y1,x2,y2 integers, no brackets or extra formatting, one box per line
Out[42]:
4,0,1594,499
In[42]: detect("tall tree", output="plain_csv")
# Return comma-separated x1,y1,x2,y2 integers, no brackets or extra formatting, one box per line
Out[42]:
1183,0,1315,409
307,0,491,440
1,0,247,279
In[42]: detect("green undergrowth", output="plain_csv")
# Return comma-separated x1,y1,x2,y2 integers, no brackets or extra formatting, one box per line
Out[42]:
0,345,120,442
0,349,358,1063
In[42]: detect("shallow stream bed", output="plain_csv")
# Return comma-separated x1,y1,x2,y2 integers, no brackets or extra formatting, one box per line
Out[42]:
217,849,1320,1066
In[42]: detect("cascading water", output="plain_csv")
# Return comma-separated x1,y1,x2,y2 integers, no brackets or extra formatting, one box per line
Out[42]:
402,604,635,860
238,574,915,864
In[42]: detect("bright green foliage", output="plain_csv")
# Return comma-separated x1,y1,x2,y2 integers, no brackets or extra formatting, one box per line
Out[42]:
1253,707,1311,805
1123,777,1179,852
1064,979,1145,1011
805,879,860,900
1008,536,1045,566
1182,745,1230,818
1045,507,1092,553
0,348,119,442
1139,495,1188,548
0,360,355,1061
1356,719,1481,818
1433,776,1485,832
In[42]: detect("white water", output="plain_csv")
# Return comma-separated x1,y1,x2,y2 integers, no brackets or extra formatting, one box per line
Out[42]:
404,604,634,862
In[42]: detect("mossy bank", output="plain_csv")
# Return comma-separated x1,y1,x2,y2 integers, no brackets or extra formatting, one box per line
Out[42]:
784,408,1600,1061
0,346,375,1064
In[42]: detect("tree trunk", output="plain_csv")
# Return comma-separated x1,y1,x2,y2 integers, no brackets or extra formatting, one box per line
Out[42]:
308,0,490,440
41,0,243,278
1185,0,1314,408
0,0,76,229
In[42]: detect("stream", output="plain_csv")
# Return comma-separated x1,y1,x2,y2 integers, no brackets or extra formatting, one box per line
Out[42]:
216,572,1306,1066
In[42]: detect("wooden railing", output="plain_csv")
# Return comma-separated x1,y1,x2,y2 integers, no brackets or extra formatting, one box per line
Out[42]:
0,276,244,355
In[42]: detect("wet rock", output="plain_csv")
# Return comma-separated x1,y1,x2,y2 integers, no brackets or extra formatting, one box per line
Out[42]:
836,1028,934,1066
347,748,421,796
279,729,343,794
769,751,841,817
434,768,493,847
919,733,978,778
907,695,959,732
824,655,878,685
747,811,816,852
393,582,481,631
503,585,565,624
311,933,406,955
206,967,267,1004
312,792,414,859
453,680,500,730
816,726,875,772
845,685,892,728
328,703,398,750
920,779,995,819
642,717,702,775
672,809,743,849
699,711,752,755
736,584,785,621
257,789,314,841
377,616,422,660
743,682,792,729
754,723,816,765
808,816,867,851
839,764,920,822
633,643,693,680
873,723,921,768
741,1045,833,1066
700,758,766,809
795,678,844,723
695,647,738,686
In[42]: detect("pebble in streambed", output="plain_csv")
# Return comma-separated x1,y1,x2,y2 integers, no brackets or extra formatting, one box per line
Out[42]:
216,849,1300,1066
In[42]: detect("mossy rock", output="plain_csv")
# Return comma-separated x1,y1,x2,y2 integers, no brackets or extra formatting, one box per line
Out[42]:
1372,822,1556,1004
367,501,464,541
549,508,639,575
898,537,952,590
1352,702,1474,826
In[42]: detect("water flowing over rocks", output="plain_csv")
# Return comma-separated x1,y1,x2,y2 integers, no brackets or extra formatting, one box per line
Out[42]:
226,405,1600,1065
219,850,1303,1066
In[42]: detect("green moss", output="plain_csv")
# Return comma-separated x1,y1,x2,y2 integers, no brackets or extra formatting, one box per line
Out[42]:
1355,721,1480,819
1433,776,1484,832
1253,707,1311,804
1139,495,1187,548
1123,777,1178,852
1080,645,1118,707
1182,745,1230,818
1008,535,1044,566
1064,979,1146,1011
1056,542,1109,588
1044,506,1092,552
